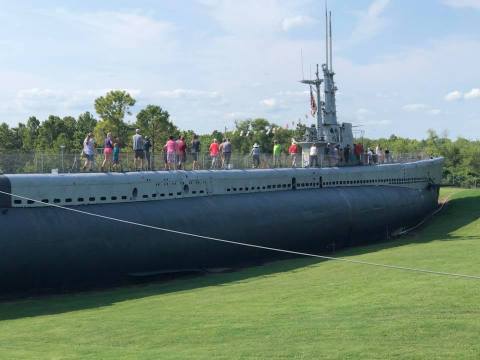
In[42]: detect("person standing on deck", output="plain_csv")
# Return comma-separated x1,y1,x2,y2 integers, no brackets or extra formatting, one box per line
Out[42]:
367,148,373,165
132,129,144,170
385,148,391,163
251,143,260,168
165,136,177,171
288,141,298,167
273,140,282,167
112,137,121,171
82,133,95,171
209,139,219,169
221,138,232,169
143,136,152,170
325,143,332,166
191,135,201,170
101,132,113,171
377,147,384,164
176,136,186,170
309,144,318,167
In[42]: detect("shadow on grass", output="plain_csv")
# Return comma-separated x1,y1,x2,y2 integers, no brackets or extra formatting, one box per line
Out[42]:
0,192,478,321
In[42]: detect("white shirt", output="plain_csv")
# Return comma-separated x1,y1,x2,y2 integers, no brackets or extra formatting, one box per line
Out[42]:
310,146,318,156
83,138,95,155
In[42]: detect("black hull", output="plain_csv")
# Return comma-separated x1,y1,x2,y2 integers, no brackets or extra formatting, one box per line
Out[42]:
0,186,439,292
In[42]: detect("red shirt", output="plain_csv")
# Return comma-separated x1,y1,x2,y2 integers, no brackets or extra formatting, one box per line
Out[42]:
176,139,186,154
209,142,219,156
288,144,298,154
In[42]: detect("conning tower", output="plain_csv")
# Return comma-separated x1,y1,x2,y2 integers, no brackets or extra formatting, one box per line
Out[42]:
297,7,353,166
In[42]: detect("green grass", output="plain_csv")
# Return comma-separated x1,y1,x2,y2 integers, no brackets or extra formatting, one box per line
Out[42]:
1,188,480,359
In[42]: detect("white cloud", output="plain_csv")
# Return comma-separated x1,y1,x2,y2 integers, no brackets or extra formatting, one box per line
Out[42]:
356,108,374,121
260,98,277,108
224,111,247,120
464,88,480,100
402,104,441,116
362,119,391,126
443,0,480,9
444,90,463,101
277,90,309,97
13,88,141,114
402,103,429,112
281,15,316,32
198,0,292,36
351,0,391,43
427,109,442,115
50,9,175,49
153,89,221,99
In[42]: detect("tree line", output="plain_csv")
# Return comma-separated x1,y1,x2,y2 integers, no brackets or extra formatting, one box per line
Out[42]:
0,90,479,186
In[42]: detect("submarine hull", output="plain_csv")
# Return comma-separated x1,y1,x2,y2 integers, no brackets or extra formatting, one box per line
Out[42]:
0,185,439,292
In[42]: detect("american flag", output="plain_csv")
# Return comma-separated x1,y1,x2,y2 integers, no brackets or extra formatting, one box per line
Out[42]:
310,86,317,117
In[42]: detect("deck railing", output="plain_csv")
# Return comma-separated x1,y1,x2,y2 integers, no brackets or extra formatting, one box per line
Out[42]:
0,150,430,174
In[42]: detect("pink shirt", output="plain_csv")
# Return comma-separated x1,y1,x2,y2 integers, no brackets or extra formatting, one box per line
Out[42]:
166,140,177,153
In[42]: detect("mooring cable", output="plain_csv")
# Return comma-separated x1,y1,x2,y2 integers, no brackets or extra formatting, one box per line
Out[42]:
0,189,478,281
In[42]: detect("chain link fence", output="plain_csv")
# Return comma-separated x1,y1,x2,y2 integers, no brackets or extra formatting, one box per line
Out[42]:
0,149,430,174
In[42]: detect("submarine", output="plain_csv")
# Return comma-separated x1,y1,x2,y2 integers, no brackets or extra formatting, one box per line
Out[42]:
0,12,443,292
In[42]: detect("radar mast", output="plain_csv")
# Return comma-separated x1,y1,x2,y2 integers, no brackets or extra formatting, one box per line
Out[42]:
323,10,337,126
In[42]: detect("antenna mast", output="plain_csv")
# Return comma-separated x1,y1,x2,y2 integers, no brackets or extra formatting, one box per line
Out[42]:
329,11,333,71
325,2,329,70
322,7,338,127
300,49,305,80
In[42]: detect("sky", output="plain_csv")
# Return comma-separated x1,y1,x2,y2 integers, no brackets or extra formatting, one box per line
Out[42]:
0,0,479,139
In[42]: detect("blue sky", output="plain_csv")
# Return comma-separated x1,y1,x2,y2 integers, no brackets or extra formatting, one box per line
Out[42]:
0,0,479,139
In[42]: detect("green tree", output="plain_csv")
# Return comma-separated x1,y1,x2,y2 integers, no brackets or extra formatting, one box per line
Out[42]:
94,90,136,142
135,105,179,154
74,112,97,149
22,116,40,151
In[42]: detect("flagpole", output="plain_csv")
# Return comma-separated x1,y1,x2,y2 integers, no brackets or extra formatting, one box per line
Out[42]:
301,64,324,141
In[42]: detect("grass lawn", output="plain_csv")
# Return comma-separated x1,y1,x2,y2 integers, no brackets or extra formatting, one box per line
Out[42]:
0,188,479,359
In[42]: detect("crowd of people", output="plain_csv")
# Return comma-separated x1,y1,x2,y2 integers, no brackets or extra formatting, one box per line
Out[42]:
80,131,391,172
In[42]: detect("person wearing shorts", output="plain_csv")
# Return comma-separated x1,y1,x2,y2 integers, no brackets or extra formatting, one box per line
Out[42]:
101,132,113,171
209,139,219,169
191,135,201,170
82,133,95,171
221,138,232,169
165,136,177,170
132,129,144,170
143,136,152,170
112,138,121,171
176,136,186,169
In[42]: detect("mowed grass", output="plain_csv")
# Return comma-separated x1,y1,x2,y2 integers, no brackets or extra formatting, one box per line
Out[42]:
1,188,479,359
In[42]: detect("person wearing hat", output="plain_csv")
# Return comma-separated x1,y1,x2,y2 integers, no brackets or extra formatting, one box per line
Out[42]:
251,143,260,168
288,140,298,167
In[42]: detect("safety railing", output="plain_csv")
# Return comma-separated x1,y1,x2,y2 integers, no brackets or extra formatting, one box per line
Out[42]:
0,150,430,174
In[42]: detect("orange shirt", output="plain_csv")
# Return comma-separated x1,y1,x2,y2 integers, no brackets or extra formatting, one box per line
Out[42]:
209,142,219,156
